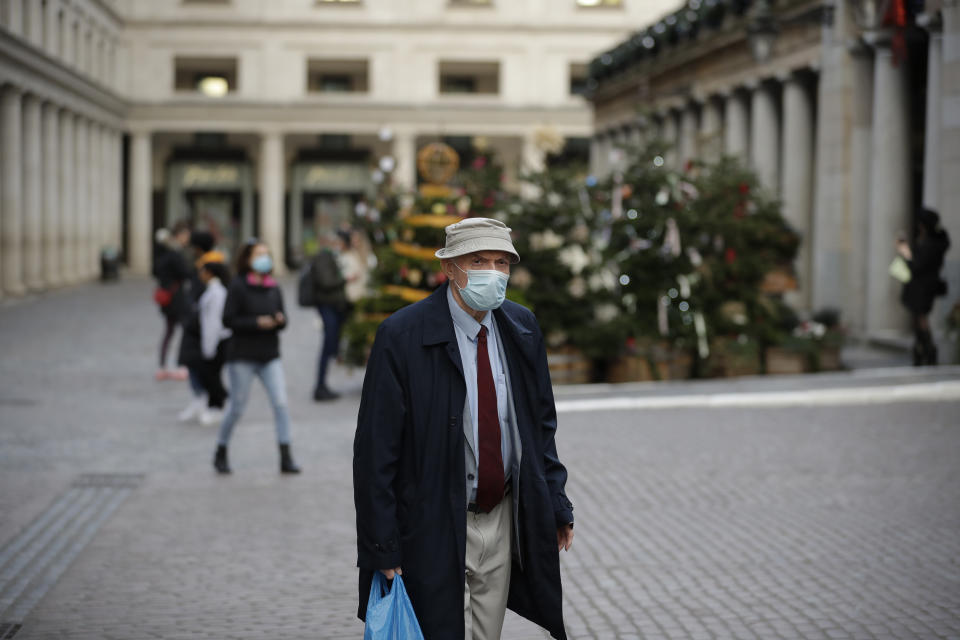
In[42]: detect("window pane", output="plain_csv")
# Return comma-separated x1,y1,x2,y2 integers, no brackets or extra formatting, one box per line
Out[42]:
576,0,623,7
174,57,238,94
569,62,588,96
438,61,499,95
307,59,368,93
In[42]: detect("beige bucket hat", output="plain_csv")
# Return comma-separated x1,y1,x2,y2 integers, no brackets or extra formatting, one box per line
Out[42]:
435,217,520,263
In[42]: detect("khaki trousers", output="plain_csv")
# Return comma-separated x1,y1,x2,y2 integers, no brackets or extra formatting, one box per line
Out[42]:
464,493,513,640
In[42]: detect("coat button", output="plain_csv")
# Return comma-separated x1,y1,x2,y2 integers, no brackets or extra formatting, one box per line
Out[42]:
467,474,475,480
449,416,457,428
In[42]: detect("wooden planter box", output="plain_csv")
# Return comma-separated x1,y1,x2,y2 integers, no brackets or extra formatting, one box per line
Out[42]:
607,348,693,383
607,356,654,383
547,346,592,385
816,346,843,371
704,338,762,378
765,347,811,375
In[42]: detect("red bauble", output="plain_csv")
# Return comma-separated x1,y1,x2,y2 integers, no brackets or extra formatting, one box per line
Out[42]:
733,203,746,219
473,156,488,169
725,248,737,264
738,182,750,195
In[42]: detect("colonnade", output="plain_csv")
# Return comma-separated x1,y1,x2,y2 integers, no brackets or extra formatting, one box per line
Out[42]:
592,70,819,310
0,84,123,297
591,25,918,336
0,0,123,298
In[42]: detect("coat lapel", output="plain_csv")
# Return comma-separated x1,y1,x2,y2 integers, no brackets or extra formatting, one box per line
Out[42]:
421,283,464,380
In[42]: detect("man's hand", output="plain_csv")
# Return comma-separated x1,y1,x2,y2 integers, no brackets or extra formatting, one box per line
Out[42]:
380,567,402,580
256,315,277,329
557,524,574,552
274,311,286,325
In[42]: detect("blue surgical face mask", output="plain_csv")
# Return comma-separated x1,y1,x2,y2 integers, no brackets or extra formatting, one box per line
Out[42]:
251,254,273,274
454,263,509,311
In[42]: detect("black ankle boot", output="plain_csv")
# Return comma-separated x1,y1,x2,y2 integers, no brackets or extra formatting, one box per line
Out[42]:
312,385,340,402
213,445,231,474
279,444,301,474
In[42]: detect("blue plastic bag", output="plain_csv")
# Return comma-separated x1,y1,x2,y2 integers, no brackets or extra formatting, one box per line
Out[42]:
363,573,425,640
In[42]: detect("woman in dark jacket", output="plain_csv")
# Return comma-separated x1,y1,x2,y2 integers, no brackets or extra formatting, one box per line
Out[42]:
213,240,301,475
898,208,951,365
151,226,191,381
176,231,219,422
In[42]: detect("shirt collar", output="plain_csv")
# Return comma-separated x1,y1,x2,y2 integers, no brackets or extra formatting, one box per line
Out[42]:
446,285,493,341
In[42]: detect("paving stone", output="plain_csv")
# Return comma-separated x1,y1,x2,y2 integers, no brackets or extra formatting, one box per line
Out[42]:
1,280,959,639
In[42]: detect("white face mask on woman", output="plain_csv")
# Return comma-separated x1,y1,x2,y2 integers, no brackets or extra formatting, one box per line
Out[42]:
454,263,509,311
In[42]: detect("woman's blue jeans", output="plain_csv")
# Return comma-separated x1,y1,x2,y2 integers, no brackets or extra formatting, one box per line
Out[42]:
217,359,292,446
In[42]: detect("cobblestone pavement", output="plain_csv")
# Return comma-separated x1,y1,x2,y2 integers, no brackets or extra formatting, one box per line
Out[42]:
1,279,959,639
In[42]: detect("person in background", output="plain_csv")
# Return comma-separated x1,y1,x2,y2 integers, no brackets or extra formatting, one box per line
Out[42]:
197,260,232,426
310,231,350,402
176,231,225,423
214,240,301,475
151,223,191,381
341,228,371,306
897,207,951,366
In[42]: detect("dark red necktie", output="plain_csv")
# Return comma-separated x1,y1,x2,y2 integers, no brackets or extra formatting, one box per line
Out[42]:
475,326,504,512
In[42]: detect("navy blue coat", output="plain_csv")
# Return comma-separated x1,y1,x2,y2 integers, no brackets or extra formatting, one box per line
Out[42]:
353,283,573,639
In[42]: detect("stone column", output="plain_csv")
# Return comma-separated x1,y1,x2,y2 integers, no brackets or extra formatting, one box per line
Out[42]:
258,131,285,274
5,0,23,36
700,96,724,162
781,72,816,310
1,86,25,296
23,94,43,291
61,10,73,66
521,133,546,199
26,0,43,47
661,110,679,169
59,110,76,283
103,128,116,251
589,136,601,177
74,116,89,279
865,40,911,335
522,133,546,174
679,103,699,169
750,80,781,194
44,0,60,58
935,3,960,342
43,102,60,287
88,123,100,276
110,130,121,250
923,17,943,209
391,131,416,192
723,88,750,158
596,132,611,178
128,130,152,275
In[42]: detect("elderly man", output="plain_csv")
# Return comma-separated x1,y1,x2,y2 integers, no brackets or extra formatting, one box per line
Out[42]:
354,217,575,639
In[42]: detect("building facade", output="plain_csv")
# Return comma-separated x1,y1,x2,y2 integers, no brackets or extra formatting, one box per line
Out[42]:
589,0,959,346
0,0,667,294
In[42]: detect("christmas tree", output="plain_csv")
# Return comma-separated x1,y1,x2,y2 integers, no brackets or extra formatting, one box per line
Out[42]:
343,142,509,364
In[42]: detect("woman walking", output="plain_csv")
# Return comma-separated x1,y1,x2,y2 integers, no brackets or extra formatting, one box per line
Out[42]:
213,240,301,474
197,260,232,425
151,225,191,381
176,231,223,422
897,208,951,366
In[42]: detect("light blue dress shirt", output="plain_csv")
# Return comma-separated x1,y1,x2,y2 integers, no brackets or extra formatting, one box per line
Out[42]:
446,286,512,499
